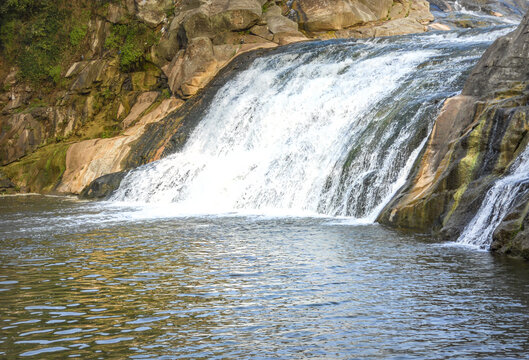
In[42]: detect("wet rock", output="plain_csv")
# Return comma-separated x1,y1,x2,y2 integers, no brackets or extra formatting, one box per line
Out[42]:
380,11,529,260
80,171,127,199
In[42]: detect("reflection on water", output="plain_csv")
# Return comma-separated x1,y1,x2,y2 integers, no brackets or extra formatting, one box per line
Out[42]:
1,195,529,358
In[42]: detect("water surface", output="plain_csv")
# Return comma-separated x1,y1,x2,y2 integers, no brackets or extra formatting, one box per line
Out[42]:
1,196,529,359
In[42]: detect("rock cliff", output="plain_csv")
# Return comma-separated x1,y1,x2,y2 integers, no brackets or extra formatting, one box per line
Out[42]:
379,10,529,259
0,0,433,194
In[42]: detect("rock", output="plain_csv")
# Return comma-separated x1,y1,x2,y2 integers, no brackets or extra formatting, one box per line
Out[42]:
163,37,218,98
408,0,434,24
491,190,529,260
428,0,452,12
57,97,183,194
106,3,129,23
65,61,89,78
70,60,109,91
57,136,136,194
379,11,529,261
265,9,301,34
0,169,15,193
128,96,184,129
291,0,382,32
429,23,452,31
373,18,427,37
179,0,262,40
378,95,478,231
0,113,45,165
121,92,159,129
250,24,274,40
155,30,181,62
273,32,309,45
87,18,111,58
134,0,173,27
463,13,529,98
79,171,127,199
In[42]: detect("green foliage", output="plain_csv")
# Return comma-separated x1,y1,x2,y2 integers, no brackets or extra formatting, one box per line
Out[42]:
0,1,69,84
105,22,160,72
262,1,272,13
69,24,88,46
47,65,62,85
0,1,93,87
161,88,171,99
0,0,46,16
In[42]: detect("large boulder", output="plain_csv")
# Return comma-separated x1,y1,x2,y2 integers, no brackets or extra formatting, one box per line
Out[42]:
291,0,386,32
134,0,174,27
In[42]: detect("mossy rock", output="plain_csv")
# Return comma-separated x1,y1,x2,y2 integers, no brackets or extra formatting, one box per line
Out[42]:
2,142,70,193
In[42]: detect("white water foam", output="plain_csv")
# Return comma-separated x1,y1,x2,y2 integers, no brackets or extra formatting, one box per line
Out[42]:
111,28,511,220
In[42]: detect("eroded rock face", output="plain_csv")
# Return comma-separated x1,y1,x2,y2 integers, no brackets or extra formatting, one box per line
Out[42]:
0,114,44,166
135,0,174,27
379,11,529,259
1,0,433,194
80,171,127,199
57,96,183,194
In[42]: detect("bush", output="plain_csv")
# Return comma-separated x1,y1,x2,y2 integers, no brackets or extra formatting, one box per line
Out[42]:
105,22,159,72
69,24,88,47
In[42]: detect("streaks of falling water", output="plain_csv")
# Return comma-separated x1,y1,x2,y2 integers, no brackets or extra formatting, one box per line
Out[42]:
112,27,513,221
457,146,529,249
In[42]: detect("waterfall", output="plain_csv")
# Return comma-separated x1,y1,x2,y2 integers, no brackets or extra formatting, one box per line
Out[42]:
456,146,529,249
111,28,512,219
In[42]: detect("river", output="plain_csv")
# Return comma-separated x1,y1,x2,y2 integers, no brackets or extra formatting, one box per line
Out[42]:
2,6,529,359
1,196,529,358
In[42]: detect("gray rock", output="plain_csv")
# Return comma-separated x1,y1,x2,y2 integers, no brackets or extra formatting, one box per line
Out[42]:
80,171,127,199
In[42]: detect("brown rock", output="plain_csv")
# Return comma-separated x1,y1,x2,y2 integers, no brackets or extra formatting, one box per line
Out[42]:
121,92,159,129
291,0,385,32
0,113,44,165
163,37,219,98
134,0,173,27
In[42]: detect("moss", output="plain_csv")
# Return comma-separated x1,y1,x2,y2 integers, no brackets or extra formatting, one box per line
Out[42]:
3,142,70,193
444,119,485,223
105,22,160,72
69,24,88,46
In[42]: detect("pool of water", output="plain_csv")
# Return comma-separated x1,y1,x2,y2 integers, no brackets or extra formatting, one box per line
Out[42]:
1,195,529,358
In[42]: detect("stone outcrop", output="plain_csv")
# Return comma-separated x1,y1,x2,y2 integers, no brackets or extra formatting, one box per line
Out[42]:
379,10,529,259
57,96,183,194
0,0,434,195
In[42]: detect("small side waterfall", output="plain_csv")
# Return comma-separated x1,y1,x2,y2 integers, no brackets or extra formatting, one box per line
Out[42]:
457,146,529,249
111,28,512,219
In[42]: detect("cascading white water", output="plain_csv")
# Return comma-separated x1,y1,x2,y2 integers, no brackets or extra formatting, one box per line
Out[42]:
112,27,513,219
457,146,529,249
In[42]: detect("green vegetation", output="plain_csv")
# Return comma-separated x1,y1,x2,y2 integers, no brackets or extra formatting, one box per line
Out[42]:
0,1,94,86
105,22,160,72
70,24,88,46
